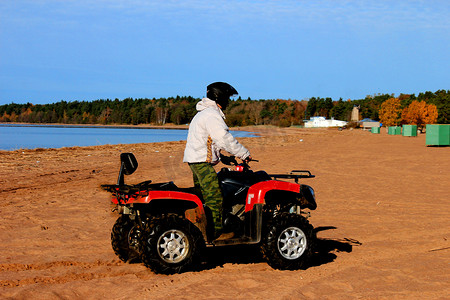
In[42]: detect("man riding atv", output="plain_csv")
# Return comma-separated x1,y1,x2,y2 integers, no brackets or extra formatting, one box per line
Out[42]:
102,82,317,274
183,82,252,241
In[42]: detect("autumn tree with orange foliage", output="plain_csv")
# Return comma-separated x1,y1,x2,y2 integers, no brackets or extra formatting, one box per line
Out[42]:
401,100,438,131
378,97,402,126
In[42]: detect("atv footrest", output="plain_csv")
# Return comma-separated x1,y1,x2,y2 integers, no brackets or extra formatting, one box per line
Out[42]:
209,236,257,247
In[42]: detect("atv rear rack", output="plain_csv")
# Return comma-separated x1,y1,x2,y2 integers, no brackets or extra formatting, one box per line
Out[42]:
269,170,315,183
101,184,140,194
101,180,153,195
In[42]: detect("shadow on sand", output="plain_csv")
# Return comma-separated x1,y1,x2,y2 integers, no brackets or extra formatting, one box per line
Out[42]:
308,226,362,267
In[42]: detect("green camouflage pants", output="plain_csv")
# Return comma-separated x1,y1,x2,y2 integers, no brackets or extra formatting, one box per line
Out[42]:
188,163,223,234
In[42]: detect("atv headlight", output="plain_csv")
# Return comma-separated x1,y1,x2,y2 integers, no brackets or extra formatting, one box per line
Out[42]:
300,184,317,210
308,186,315,199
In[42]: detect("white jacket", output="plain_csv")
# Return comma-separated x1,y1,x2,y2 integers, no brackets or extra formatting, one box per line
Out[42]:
183,98,250,164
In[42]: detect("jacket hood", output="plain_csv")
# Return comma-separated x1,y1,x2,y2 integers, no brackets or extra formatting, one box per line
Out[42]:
196,98,225,119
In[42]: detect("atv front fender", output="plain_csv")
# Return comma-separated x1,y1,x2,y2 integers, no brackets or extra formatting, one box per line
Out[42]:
245,180,300,212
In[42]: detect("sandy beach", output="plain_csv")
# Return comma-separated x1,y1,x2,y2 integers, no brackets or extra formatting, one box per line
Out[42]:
0,127,449,299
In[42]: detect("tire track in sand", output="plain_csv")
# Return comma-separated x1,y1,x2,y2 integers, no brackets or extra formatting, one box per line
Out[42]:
0,259,138,287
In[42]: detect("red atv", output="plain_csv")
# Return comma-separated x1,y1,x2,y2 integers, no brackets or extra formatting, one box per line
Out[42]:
102,153,317,274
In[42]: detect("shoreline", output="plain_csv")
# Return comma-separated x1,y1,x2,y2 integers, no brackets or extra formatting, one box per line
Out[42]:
0,123,264,152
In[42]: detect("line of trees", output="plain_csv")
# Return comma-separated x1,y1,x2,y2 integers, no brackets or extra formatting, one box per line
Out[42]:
0,96,310,127
305,90,448,125
0,90,448,127
379,98,439,131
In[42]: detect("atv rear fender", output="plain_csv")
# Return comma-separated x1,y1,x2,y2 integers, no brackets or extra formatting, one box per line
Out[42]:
123,190,208,241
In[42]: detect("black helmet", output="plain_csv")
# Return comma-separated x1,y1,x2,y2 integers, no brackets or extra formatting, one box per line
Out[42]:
207,82,238,110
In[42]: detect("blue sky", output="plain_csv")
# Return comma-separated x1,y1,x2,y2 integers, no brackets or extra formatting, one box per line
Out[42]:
1,0,449,105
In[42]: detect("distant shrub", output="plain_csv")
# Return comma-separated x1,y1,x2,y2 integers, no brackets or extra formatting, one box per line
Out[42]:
346,121,359,129
278,119,291,127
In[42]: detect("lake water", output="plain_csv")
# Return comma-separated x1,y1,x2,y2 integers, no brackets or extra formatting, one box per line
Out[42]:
0,124,256,151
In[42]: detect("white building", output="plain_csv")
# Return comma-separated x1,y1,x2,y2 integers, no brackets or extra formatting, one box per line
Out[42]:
304,116,348,128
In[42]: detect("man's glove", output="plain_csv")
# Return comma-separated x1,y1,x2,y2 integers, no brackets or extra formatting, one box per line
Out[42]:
220,154,237,165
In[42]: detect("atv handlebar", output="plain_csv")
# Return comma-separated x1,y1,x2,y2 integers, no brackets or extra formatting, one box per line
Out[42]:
220,154,257,172
220,155,314,180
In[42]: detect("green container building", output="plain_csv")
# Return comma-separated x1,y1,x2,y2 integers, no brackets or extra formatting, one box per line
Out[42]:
388,126,402,135
426,124,450,146
371,127,380,134
402,125,417,137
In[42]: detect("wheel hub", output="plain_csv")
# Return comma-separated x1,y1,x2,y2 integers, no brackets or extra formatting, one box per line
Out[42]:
128,226,141,251
157,229,189,264
287,238,298,248
167,240,179,252
277,226,307,260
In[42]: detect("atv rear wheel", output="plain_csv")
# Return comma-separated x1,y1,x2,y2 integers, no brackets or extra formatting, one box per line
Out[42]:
111,215,141,262
140,214,205,274
261,212,315,270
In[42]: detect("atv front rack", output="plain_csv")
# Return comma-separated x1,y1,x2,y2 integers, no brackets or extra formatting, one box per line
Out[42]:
269,170,315,183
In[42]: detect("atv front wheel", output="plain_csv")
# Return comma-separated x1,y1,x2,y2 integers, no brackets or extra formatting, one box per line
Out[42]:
140,214,205,274
261,213,315,270
111,215,142,262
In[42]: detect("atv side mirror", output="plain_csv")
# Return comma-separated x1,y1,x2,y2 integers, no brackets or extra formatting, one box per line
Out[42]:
117,153,138,185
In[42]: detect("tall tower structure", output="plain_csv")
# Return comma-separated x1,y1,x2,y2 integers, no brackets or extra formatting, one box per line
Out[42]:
351,105,360,122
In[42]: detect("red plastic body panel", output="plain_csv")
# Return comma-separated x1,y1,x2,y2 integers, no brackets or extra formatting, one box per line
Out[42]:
111,190,204,214
244,180,300,212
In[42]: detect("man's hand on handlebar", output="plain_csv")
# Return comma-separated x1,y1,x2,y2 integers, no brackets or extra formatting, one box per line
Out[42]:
220,154,238,166
220,154,257,166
